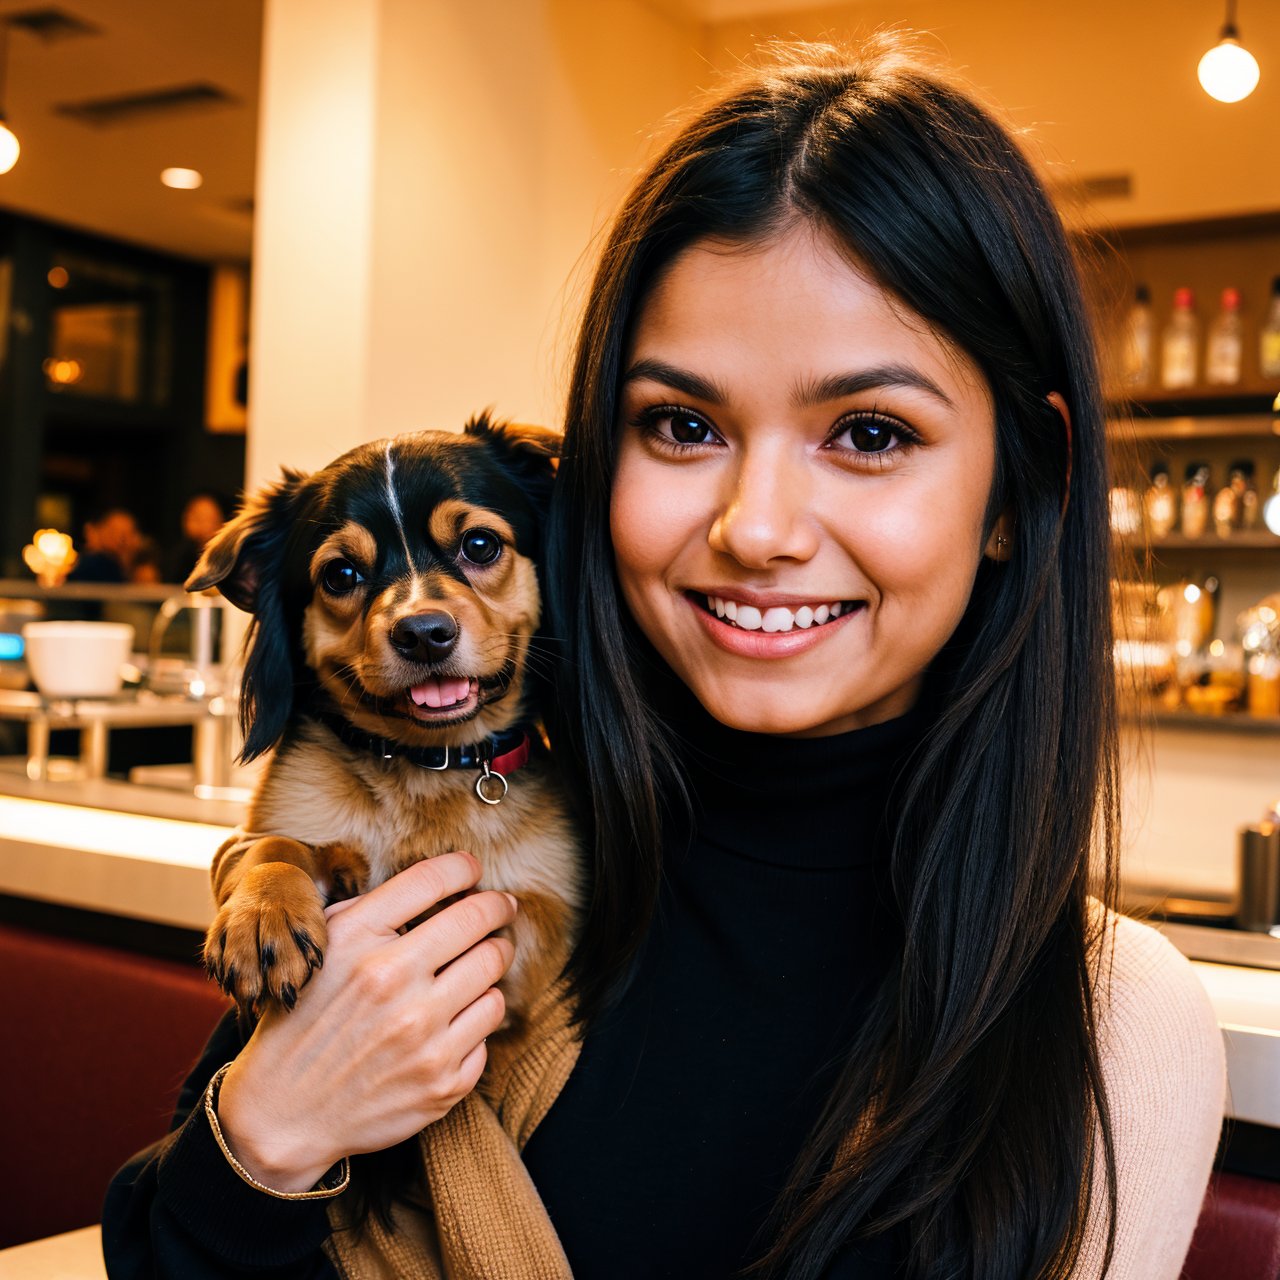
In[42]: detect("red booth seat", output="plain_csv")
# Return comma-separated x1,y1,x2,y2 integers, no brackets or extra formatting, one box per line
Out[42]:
1181,1170,1280,1279
0,921,229,1249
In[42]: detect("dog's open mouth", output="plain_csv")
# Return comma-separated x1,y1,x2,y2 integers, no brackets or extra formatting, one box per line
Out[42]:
391,662,516,725
406,675,481,721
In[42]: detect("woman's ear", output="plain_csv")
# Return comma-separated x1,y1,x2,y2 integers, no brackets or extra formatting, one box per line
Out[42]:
185,470,310,611
984,512,1013,562
1047,391,1073,516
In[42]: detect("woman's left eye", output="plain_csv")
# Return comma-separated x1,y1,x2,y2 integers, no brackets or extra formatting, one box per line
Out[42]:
829,413,919,458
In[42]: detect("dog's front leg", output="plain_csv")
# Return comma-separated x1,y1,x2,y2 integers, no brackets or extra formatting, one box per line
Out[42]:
204,833,334,1013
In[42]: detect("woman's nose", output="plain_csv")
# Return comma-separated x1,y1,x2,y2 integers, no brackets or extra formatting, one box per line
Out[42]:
707,449,820,567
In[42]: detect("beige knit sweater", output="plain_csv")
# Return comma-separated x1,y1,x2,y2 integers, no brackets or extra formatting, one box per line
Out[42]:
322,908,1226,1279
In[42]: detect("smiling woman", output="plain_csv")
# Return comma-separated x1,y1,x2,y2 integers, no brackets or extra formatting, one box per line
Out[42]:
611,223,1002,736
539,34,1223,1280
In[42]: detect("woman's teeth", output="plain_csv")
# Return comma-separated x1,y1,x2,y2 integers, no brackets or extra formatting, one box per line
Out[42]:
704,596,852,633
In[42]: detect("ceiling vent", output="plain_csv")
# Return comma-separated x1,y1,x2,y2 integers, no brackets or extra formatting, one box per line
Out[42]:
1078,173,1133,201
55,82,239,127
6,7,101,40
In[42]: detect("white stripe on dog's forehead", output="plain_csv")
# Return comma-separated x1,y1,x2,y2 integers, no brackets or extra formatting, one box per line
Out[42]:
383,441,415,566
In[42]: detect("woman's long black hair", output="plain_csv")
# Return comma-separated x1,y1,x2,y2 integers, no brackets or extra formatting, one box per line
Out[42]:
545,37,1120,1280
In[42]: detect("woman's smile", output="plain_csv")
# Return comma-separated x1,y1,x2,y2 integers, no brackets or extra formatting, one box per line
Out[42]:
609,220,1002,738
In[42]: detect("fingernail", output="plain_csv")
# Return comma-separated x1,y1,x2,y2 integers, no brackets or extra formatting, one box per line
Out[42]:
504,893,519,912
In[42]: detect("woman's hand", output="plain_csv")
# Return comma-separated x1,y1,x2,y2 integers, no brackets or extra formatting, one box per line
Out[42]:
214,850,517,1192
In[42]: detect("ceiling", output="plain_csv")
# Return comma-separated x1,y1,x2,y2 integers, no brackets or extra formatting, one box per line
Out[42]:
0,0,261,262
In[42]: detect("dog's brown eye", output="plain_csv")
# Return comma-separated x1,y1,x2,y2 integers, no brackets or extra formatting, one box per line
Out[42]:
460,528,502,565
321,559,363,594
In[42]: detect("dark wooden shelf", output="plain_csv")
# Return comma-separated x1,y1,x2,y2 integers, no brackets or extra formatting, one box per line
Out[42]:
1137,709,1280,735
1110,413,1280,442
1108,390,1280,418
1119,530,1280,551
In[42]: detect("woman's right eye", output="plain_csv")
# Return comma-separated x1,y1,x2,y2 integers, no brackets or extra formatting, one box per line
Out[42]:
636,406,719,448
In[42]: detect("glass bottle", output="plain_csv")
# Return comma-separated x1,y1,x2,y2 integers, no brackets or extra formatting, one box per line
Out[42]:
1240,461,1260,530
1144,461,1178,538
1261,276,1280,380
1122,284,1154,389
1206,287,1243,385
1181,462,1211,538
1213,461,1250,536
1161,287,1199,389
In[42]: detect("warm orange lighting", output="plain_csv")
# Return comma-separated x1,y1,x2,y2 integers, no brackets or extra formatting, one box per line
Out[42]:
47,266,69,288
42,356,82,386
161,166,203,190
0,121,19,175
21,527,76,586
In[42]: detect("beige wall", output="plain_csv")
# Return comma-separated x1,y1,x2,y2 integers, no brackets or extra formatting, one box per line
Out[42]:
249,0,706,487
706,0,1280,230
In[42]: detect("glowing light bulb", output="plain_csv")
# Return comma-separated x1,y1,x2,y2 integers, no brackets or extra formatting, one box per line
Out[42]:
0,121,20,174
1199,36,1260,102
161,167,203,190
1264,491,1280,536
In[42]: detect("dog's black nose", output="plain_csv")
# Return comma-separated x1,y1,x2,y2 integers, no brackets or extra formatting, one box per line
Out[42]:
390,611,458,663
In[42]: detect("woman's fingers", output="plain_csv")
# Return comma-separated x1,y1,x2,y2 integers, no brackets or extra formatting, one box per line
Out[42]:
333,851,483,935
434,935,514,1013
404,888,519,974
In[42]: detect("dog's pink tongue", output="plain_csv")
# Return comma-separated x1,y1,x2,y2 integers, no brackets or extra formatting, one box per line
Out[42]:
409,676,472,708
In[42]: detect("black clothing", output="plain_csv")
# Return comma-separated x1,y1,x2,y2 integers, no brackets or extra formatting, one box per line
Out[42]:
103,697,925,1278
523,692,922,1278
67,551,126,583
101,1009,339,1279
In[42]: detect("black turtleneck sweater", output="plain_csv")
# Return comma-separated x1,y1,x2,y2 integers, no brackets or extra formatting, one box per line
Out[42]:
522,694,930,1278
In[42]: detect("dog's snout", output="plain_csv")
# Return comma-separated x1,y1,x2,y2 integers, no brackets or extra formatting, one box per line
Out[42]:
390,611,459,663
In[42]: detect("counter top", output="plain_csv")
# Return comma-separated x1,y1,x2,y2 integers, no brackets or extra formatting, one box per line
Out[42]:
0,773,238,931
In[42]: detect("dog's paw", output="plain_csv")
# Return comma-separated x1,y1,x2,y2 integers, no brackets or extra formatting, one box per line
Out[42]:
204,863,327,1012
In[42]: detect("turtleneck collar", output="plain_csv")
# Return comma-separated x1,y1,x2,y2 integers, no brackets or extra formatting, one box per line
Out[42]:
661,676,938,871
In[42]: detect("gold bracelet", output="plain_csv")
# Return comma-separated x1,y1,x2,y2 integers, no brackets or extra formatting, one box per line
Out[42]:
203,1061,351,1201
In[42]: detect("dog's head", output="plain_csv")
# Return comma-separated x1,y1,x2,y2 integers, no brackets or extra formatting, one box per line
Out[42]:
188,414,559,761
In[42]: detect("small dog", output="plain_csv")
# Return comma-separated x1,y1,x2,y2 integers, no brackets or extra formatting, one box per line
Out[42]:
187,415,580,1061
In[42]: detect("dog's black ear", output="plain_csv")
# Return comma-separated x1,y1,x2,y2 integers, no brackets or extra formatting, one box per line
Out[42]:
185,470,309,611
186,471,310,763
464,411,560,507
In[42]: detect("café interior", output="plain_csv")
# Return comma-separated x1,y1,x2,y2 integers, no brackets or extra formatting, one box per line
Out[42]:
1,0,1279,1273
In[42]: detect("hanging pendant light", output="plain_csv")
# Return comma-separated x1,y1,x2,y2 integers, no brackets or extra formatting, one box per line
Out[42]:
1199,0,1261,103
0,19,19,174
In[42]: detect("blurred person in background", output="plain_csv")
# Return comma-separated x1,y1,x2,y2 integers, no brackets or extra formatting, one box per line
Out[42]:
166,493,228,584
67,508,143,583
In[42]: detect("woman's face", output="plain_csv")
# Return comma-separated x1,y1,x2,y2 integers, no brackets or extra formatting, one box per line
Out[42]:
610,221,1003,737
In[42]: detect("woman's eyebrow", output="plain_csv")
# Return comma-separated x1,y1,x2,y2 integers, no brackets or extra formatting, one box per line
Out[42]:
620,358,730,405
792,364,956,411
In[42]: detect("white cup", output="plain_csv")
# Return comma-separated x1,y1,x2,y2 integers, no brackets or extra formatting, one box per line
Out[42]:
21,621,135,698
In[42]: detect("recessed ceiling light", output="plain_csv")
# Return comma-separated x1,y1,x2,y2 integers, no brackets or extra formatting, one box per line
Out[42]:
161,167,202,190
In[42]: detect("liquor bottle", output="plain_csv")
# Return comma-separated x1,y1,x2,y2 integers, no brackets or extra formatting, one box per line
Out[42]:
1239,461,1260,530
1206,288,1244,385
1161,288,1199,389
1261,276,1280,379
1181,462,1211,538
1144,461,1178,537
1213,461,1250,536
1122,284,1154,388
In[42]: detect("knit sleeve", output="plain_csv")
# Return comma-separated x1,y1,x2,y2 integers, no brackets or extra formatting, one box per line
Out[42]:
1072,909,1226,1279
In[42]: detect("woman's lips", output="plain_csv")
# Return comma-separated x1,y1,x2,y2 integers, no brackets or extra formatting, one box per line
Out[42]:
685,591,864,658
